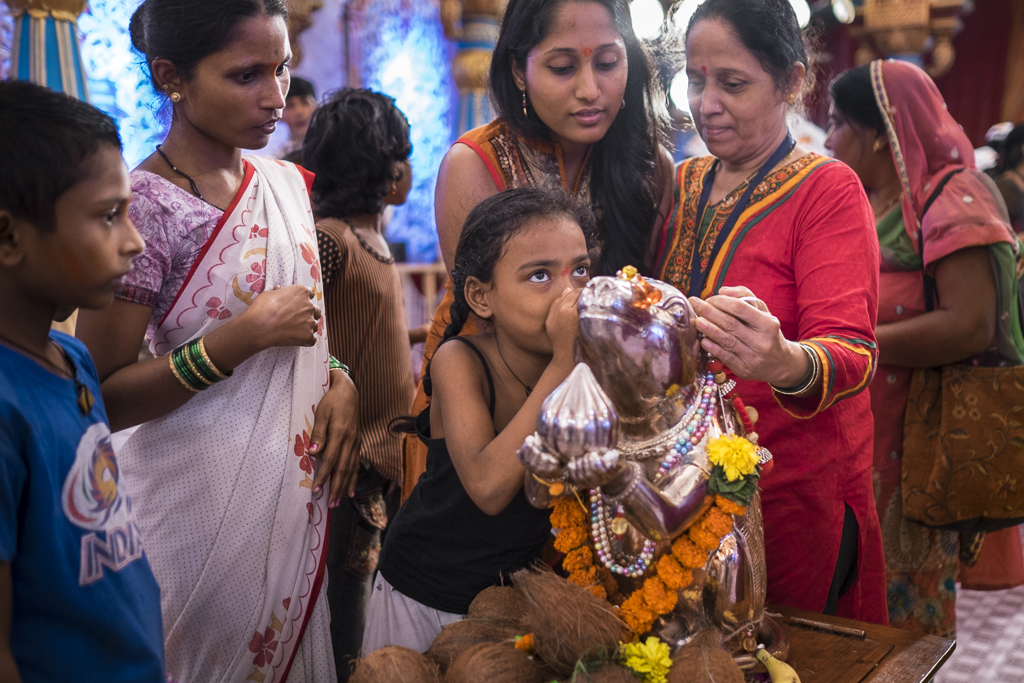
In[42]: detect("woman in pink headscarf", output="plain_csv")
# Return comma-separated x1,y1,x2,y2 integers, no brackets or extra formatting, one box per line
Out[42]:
826,60,1024,636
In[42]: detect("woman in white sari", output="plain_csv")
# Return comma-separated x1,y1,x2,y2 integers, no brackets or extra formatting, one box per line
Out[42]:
77,2,357,681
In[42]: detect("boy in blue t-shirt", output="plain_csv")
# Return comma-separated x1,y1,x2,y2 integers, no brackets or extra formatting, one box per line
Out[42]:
0,81,164,682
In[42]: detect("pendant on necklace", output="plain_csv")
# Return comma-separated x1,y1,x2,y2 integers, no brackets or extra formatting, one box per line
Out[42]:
76,383,95,416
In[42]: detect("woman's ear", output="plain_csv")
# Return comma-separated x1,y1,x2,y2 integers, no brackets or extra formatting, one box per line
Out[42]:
786,62,806,101
151,58,184,98
512,59,527,93
465,276,494,321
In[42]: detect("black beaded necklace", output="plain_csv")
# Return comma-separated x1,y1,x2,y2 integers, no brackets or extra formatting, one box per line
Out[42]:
0,336,95,415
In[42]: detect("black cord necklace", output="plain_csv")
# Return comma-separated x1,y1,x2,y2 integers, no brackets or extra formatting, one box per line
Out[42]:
0,335,95,415
494,335,532,396
156,145,206,201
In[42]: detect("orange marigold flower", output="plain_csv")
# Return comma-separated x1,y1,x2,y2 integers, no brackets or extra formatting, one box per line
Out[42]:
671,537,707,569
701,506,735,538
563,546,593,573
568,566,598,587
620,592,654,622
551,499,586,529
657,554,691,590
623,612,654,636
641,576,677,615
689,524,721,552
588,584,608,599
553,526,588,553
715,496,747,516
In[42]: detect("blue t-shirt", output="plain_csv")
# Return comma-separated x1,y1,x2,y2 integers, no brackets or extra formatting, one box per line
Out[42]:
0,331,164,682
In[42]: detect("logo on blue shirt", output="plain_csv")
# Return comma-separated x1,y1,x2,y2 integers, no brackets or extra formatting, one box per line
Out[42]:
60,423,145,585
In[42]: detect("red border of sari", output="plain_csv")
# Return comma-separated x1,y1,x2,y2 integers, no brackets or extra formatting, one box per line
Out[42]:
156,160,256,329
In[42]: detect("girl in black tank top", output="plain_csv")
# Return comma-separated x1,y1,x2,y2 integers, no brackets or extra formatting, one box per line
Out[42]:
366,188,597,653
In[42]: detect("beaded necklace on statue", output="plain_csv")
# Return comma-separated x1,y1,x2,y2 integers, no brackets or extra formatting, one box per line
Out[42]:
589,369,719,578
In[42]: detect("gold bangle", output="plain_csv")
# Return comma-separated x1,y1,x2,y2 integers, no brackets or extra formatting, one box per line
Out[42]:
772,344,820,396
168,353,200,393
197,337,230,379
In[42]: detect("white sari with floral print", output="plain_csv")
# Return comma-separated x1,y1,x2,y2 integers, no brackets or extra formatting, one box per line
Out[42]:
120,156,335,683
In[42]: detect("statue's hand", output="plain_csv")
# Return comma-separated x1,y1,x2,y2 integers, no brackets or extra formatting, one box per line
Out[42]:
517,433,566,480
567,449,623,489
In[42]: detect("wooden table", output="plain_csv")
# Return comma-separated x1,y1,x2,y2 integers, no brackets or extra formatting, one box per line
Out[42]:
767,605,955,682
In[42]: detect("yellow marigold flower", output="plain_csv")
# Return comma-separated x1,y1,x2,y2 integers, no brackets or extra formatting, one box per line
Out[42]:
515,633,534,653
656,554,691,590
563,546,593,573
707,434,759,482
619,637,673,683
551,498,586,529
553,526,588,553
671,537,706,569
715,495,747,516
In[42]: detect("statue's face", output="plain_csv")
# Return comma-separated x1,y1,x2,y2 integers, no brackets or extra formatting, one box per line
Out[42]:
577,276,700,418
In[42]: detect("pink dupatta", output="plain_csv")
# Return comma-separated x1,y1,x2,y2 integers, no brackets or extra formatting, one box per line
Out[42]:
120,156,335,683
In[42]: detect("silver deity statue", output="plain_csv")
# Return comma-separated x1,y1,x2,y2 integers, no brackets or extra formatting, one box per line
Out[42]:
518,273,787,668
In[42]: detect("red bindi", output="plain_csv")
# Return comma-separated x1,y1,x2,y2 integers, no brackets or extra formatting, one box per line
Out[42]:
583,47,593,57
562,265,573,276
701,65,707,75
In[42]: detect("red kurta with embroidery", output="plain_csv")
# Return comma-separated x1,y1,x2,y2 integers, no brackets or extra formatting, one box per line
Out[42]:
655,153,888,624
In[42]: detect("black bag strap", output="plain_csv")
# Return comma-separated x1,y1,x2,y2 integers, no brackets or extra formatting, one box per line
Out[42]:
916,168,965,312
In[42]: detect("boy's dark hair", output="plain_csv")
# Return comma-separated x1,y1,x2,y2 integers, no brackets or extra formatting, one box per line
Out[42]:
287,76,316,101
130,0,288,93
829,65,886,138
999,123,1024,175
303,87,412,218
490,0,670,276
0,81,122,232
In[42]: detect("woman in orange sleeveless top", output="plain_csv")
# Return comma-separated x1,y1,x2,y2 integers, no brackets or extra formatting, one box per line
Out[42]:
403,0,675,498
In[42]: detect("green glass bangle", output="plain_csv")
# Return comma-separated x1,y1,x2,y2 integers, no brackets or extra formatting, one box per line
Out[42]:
171,345,209,392
328,356,354,384
185,339,221,385
168,353,200,393
181,343,215,387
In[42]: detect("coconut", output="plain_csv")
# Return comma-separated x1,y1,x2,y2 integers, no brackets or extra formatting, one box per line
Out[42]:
349,646,441,683
512,566,625,674
573,664,641,682
444,642,544,683
667,629,744,683
466,586,530,630
426,619,516,673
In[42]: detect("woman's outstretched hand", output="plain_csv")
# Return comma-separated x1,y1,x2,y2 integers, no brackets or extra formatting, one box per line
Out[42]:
308,369,360,508
688,286,810,388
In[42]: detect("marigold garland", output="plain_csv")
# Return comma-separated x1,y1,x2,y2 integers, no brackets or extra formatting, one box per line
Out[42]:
550,493,747,638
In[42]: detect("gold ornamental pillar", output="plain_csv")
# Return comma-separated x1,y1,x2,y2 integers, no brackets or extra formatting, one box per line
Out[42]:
441,0,506,134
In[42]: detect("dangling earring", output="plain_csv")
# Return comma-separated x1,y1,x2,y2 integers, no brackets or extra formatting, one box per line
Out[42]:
522,90,528,117
786,93,798,105
620,99,625,109
390,183,397,196
873,137,886,153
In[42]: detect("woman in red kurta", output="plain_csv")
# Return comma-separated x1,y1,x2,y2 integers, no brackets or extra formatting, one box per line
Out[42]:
655,0,887,623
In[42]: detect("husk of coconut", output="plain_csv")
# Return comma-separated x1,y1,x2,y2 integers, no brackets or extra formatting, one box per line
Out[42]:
444,642,545,683
512,566,625,675
349,646,441,683
426,619,516,673
466,586,530,630
571,663,640,682
667,628,744,683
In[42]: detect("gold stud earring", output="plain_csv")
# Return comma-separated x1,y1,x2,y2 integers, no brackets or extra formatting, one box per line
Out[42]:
873,137,886,153
786,93,798,105
170,92,182,103
522,90,528,117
